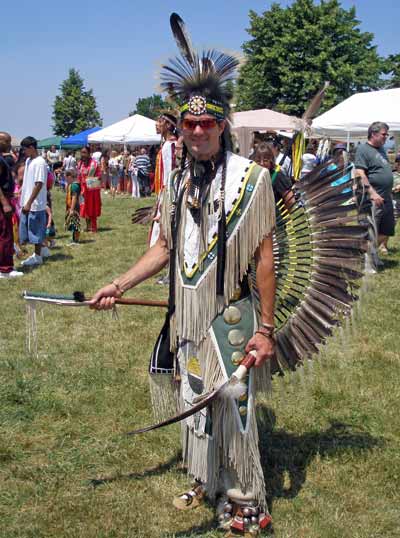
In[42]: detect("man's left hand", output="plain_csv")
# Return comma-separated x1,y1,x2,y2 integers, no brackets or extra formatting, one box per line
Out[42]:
245,333,275,367
22,203,31,214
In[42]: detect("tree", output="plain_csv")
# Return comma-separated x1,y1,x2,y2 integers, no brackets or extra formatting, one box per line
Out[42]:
383,54,400,88
52,68,102,137
236,0,384,117
129,94,168,119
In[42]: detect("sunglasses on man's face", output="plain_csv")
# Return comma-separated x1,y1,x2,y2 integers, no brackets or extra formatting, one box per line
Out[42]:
181,118,218,131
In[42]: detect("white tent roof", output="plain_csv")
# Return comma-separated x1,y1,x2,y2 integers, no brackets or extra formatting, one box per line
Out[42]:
88,114,161,145
231,108,299,156
312,88,400,138
232,108,299,131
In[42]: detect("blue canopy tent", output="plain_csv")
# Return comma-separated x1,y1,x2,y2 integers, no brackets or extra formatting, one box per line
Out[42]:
61,127,102,148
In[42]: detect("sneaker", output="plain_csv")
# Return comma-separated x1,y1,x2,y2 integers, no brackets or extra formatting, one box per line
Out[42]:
378,245,389,255
40,247,51,258
21,254,43,267
0,270,24,278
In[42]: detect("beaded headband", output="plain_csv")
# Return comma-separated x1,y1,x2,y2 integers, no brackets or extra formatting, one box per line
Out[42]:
180,96,225,120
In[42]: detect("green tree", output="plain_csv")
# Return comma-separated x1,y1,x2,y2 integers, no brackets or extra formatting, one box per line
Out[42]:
129,94,167,119
383,53,400,88
237,0,384,117
52,68,102,137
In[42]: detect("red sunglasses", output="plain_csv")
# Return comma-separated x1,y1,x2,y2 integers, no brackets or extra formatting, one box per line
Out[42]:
181,118,218,131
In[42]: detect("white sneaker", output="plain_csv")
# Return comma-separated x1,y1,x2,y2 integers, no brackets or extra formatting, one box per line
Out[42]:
0,270,24,278
40,247,51,258
21,254,43,266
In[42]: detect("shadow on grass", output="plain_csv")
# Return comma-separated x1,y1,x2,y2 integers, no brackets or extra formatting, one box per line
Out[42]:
382,258,399,269
172,519,217,538
65,239,96,245
88,452,182,488
45,253,73,262
257,407,383,511
96,226,113,233
88,411,382,538
20,253,73,272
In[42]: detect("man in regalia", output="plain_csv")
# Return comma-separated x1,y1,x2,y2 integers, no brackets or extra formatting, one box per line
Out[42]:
91,13,276,537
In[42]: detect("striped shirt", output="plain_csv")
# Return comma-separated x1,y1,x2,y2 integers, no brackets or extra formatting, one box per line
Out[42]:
135,154,151,175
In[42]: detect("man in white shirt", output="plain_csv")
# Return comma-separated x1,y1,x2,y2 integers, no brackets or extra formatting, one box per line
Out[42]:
92,145,102,164
19,137,48,266
63,151,77,171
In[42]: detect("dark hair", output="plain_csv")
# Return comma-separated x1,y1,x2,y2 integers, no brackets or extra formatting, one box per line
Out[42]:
20,136,38,149
65,169,77,178
367,121,389,139
81,145,91,153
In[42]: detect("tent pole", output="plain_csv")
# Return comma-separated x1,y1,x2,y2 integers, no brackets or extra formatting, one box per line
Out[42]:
346,132,350,151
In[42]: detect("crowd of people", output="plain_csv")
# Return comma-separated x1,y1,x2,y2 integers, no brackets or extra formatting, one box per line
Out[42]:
0,130,173,276
0,120,398,279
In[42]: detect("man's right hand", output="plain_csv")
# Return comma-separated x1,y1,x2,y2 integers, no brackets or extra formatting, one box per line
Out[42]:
369,188,384,207
1,201,13,215
89,283,122,310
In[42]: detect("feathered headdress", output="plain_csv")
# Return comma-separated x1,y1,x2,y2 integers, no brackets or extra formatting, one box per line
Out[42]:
160,13,239,119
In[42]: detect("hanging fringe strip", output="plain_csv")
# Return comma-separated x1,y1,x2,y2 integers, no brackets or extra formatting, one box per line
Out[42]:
171,166,275,346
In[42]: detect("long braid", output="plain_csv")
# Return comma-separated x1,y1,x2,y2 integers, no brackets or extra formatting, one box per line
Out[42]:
216,132,228,297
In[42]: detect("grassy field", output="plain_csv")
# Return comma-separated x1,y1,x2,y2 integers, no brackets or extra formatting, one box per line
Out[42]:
0,189,399,538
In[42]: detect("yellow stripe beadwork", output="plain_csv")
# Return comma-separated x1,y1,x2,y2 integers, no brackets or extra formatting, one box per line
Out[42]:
183,162,258,279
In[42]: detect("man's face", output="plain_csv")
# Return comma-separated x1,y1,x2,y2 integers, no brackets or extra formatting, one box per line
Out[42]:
23,146,36,159
371,128,389,148
181,113,225,161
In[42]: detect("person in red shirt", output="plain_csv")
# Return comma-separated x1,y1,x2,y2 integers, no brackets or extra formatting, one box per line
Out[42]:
78,146,102,233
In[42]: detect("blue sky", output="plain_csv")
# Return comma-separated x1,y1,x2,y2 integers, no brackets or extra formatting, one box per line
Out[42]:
2,0,399,139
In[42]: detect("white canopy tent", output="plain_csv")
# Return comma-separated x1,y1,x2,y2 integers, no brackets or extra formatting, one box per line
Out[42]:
88,114,161,146
312,88,400,141
231,108,300,156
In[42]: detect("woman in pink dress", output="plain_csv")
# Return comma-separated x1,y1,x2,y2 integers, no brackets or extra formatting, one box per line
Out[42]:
78,146,102,232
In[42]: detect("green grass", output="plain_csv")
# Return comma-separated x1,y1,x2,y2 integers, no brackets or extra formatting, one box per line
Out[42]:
0,189,399,538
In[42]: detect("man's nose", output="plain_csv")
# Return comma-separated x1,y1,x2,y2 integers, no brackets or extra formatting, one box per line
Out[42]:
193,124,205,135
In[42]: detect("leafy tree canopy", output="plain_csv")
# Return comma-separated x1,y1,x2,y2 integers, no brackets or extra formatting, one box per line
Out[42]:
236,0,384,117
52,68,102,137
383,54,400,88
129,94,168,119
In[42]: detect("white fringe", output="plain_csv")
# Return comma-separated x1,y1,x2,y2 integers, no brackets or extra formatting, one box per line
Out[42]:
25,300,38,357
173,168,275,346
181,332,268,509
148,373,180,422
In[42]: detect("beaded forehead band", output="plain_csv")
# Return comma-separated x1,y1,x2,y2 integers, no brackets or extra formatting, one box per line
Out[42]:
180,95,225,120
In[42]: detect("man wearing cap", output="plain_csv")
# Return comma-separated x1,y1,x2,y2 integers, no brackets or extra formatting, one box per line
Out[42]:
91,14,276,536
